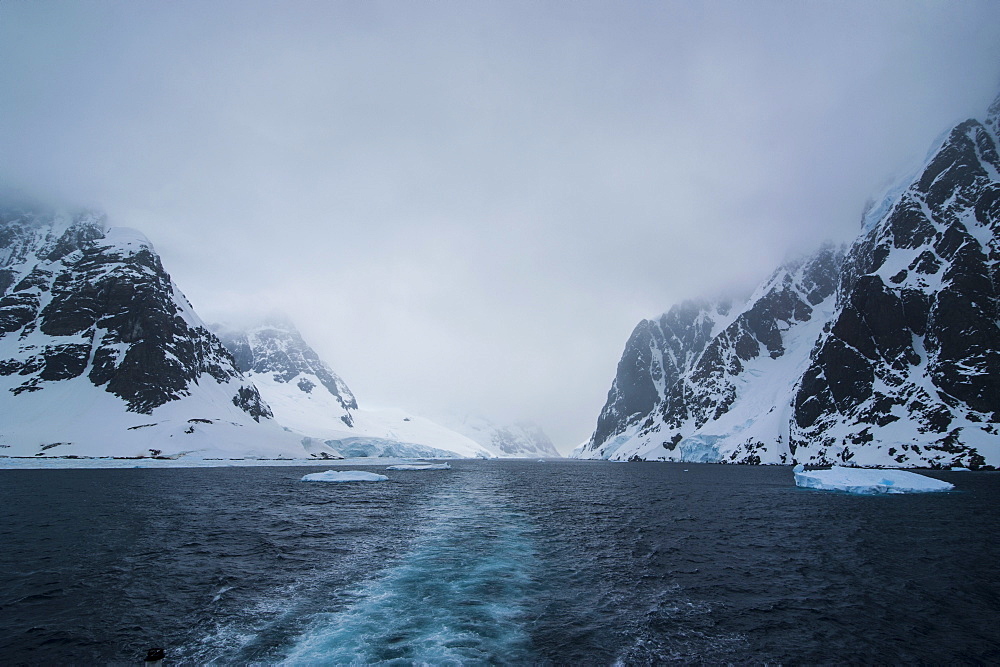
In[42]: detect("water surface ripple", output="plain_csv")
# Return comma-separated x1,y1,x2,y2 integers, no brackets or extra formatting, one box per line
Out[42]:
0,461,997,664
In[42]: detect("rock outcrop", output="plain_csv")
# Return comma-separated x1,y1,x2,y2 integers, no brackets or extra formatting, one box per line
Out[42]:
0,208,318,459
579,94,1000,468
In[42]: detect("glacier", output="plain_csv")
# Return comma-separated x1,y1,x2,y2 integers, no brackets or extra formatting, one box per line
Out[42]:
214,321,557,459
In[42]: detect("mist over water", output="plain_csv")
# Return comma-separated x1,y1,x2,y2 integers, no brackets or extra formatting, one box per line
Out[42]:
1,461,998,664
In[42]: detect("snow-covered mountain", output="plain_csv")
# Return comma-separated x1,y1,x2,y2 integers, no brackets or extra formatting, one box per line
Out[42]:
443,414,561,457
588,298,737,458
215,319,358,430
790,97,1000,469
213,320,496,459
0,207,334,459
579,93,1000,468
579,245,844,463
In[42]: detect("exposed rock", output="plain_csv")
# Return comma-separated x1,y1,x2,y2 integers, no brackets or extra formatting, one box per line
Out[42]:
215,318,357,424
0,206,309,459
581,93,1000,468
791,100,1000,469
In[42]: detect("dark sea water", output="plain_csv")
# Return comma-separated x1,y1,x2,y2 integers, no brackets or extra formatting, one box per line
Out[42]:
1,460,998,665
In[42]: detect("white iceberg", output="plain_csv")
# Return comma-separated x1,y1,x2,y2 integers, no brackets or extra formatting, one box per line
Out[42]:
302,470,389,482
792,464,954,494
385,462,451,470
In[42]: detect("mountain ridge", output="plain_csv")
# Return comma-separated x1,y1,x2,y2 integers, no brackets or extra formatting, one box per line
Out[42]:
213,319,560,458
0,207,329,459
578,94,1000,468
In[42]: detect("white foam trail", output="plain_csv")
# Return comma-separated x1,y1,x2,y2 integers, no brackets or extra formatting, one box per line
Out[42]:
280,484,537,664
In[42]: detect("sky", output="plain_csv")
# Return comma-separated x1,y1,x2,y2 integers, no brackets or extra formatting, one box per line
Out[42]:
2,1,1000,453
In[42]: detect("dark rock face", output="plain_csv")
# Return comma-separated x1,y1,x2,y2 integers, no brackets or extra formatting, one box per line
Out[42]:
0,209,271,419
582,244,843,461
215,319,357,421
661,244,844,430
232,385,272,421
791,104,1000,468
585,93,1000,467
589,299,731,453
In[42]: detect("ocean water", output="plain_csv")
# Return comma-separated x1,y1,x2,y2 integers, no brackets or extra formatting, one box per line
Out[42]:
1,460,997,664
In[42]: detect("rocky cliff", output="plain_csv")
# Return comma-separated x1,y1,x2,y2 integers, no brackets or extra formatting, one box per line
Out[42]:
580,94,1000,468
0,207,323,459
790,98,1000,468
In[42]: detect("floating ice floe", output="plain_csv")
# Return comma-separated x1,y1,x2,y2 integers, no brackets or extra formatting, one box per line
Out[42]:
792,464,954,494
301,470,389,482
384,462,451,471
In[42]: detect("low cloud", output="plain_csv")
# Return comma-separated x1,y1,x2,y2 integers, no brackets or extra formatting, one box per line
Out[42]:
2,1,999,451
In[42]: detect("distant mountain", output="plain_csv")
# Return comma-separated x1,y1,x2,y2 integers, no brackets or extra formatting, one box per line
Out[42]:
588,298,737,457
0,207,329,459
578,245,843,463
215,319,358,430
579,93,1000,469
444,414,561,457
213,320,495,459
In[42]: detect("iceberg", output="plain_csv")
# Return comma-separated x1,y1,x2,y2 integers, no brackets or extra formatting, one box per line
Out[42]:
793,464,954,494
301,470,389,482
384,462,451,470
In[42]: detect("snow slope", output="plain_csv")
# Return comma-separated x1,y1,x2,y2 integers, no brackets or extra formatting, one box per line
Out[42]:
0,207,329,459
214,321,495,458
442,414,561,458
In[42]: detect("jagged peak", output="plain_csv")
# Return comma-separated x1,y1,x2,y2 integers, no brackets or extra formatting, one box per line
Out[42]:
985,89,1000,139
0,204,106,231
212,312,310,341
647,296,745,350
0,207,109,266
744,244,832,308
657,296,736,328
94,226,154,253
859,91,1000,237
212,317,358,414
781,242,843,288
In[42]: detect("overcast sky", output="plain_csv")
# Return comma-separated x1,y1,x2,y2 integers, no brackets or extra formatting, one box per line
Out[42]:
2,1,999,452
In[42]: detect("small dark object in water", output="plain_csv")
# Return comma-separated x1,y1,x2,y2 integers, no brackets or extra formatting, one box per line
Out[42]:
145,647,165,663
